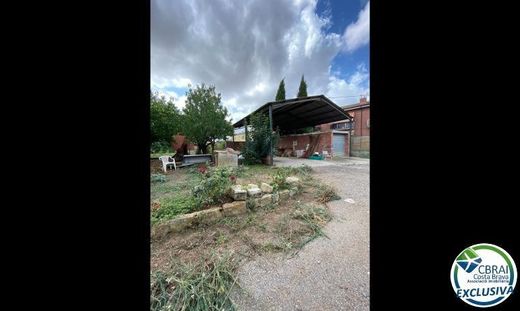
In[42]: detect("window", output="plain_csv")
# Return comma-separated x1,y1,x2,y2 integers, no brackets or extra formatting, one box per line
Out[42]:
331,122,352,130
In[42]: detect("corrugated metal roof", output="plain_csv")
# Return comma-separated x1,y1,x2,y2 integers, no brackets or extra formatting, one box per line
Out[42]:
233,95,352,131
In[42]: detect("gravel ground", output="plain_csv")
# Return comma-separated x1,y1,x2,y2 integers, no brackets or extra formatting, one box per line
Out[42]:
231,157,370,310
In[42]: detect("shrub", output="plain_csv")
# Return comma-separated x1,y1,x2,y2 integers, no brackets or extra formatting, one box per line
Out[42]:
272,169,289,190
243,112,279,165
192,167,234,207
151,174,167,183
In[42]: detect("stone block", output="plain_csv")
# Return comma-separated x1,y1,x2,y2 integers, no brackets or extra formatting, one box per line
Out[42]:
231,185,247,201
257,194,272,207
279,189,290,200
247,187,262,197
260,182,273,193
222,201,247,216
286,176,300,185
193,207,223,225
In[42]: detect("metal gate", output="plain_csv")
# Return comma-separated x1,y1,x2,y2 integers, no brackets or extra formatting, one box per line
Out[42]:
333,134,346,156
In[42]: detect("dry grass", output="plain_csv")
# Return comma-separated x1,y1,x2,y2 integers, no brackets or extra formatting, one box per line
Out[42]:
151,163,336,309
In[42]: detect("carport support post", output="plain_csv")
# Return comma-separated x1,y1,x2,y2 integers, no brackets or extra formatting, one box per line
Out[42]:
269,104,273,165
244,119,248,144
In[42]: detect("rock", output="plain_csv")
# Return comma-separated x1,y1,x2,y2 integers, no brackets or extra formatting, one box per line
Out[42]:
247,183,259,189
152,205,236,240
192,207,223,225
152,213,195,240
286,176,300,185
222,201,247,216
247,187,262,197
231,185,247,201
279,189,290,200
254,194,272,208
257,194,272,207
260,182,273,193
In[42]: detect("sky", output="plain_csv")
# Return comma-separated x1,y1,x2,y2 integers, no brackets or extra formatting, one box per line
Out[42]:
151,0,369,124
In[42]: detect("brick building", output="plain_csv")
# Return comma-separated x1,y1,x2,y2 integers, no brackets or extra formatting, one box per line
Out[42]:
318,97,370,157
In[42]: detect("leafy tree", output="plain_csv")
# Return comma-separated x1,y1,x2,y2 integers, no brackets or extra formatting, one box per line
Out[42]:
150,90,181,148
297,75,308,98
182,84,233,154
275,79,286,101
243,112,279,164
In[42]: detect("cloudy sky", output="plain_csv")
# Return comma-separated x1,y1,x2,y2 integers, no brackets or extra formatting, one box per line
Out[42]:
151,0,369,124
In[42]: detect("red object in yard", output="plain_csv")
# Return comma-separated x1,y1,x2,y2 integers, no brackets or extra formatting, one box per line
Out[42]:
172,134,196,153
198,164,207,174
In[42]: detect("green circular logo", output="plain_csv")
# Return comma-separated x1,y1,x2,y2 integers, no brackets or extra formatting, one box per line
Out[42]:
450,243,516,307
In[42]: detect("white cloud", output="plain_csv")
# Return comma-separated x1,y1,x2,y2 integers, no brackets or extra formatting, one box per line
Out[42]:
152,77,192,89
155,89,188,110
245,82,267,96
343,1,370,52
151,0,369,123
325,63,369,104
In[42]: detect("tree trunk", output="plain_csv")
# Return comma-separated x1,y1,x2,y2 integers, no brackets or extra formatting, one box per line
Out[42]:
198,143,208,154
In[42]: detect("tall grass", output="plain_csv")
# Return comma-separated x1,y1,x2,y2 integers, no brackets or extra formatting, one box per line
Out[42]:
291,203,332,250
151,253,239,311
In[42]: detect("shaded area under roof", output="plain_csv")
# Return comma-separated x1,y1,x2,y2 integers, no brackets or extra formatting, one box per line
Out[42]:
233,95,351,131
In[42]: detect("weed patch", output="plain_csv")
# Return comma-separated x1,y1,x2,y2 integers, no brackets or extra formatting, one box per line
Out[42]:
314,184,341,203
151,174,167,183
150,253,239,311
151,196,198,225
291,203,332,251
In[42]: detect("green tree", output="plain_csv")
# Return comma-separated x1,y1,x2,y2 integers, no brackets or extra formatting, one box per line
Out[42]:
297,75,308,98
150,90,181,149
275,79,286,101
182,84,233,154
243,112,279,165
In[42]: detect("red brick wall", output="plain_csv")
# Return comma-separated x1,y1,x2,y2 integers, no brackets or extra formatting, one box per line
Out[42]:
353,107,370,137
277,131,333,156
316,103,370,138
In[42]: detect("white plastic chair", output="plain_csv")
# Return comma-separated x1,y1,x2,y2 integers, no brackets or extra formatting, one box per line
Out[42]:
159,155,176,172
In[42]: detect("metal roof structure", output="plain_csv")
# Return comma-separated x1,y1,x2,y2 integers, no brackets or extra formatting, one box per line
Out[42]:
232,95,352,131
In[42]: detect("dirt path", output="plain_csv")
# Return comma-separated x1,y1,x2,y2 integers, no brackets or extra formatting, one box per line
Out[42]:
232,158,370,310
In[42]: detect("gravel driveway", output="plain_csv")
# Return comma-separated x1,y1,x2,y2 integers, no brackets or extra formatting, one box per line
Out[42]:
232,157,370,310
